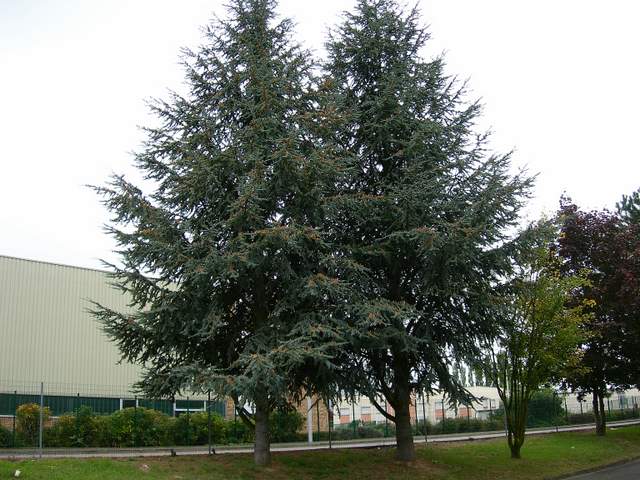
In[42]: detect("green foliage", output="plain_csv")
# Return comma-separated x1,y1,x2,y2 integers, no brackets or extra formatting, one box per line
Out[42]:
526,390,564,428
485,222,591,457
3,427,640,480
16,403,50,446
329,416,508,441
91,2,345,464
19,407,309,448
226,419,254,444
269,410,304,443
324,0,533,460
617,187,640,225
107,408,173,447
46,407,106,448
0,425,11,448
171,412,227,446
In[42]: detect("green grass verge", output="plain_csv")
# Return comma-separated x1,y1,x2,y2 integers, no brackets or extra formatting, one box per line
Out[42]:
1,426,639,479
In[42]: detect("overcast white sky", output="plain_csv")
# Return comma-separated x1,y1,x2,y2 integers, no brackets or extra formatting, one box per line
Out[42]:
1,1,639,270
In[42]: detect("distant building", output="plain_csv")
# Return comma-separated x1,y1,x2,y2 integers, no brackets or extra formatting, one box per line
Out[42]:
331,384,640,426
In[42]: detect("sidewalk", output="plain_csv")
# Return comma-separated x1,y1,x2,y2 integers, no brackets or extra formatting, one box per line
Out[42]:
2,418,639,459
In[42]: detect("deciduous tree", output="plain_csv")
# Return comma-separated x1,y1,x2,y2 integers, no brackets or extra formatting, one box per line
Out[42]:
557,197,640,435
485,223,589,459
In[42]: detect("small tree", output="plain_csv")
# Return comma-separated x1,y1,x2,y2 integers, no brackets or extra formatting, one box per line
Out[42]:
485,223,589,459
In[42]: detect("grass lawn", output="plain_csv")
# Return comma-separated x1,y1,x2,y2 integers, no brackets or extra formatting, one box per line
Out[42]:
1,426,639,480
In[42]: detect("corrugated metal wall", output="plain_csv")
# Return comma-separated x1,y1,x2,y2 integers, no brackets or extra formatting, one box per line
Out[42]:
0,255,142,394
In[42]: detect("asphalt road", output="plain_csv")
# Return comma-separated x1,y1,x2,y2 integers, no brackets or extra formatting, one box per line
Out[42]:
566,459,640,479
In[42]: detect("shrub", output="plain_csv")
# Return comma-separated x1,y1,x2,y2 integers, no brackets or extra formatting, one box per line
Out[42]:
607,408,639,422
527,389,565,427
567,412,594,425
16,403,51,446
46,406,106,448
331,421,394,440
172,412,227,446
270,410,304,443
0,424,12,448
226,419,254,444
108,407,172,447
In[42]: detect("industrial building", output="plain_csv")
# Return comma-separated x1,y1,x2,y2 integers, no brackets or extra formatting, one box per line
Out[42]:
0,255,224,419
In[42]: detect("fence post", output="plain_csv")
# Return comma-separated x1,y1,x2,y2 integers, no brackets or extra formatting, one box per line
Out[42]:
553,391,559,432
12,390,16,448
414,397,418,435
315,400,320,442
442,400,445,434
580,399,583,416
328,399,333,449
75,392,80,447
353,401,357,437
133,395,138,448
233,401,237,441
384,399,388,438
38,382,44,458
564,395,569,424
207,391,213,455
467,406,471,427
607,398,611,419
422,392,427,444
186,396,191,446
307,397,313,444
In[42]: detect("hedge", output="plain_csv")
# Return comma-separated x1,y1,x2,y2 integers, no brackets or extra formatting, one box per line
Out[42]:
2,403,303,448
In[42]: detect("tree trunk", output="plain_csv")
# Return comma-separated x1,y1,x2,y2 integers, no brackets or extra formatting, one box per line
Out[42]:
510,442,522,459
254,399,271,466
598,391,607,436
505,395,527,460
593,390,606,436
394,388,415,462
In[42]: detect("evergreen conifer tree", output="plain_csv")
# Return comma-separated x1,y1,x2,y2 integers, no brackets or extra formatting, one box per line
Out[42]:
325,0,532,461
617,187,640,225
92,0,343,466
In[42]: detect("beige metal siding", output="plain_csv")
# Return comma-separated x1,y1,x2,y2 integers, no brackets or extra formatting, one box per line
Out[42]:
0,255,142,394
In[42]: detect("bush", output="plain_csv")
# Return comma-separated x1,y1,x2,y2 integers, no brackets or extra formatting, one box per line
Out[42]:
226,419,254,444
270,410,304,443
172,412,227,446
0,425,12,448
607,408,639,422
16,403,51,446
567,412,594,425
108,407,173,447
46,406,107,448
527,389,565,427
331,421,394,440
